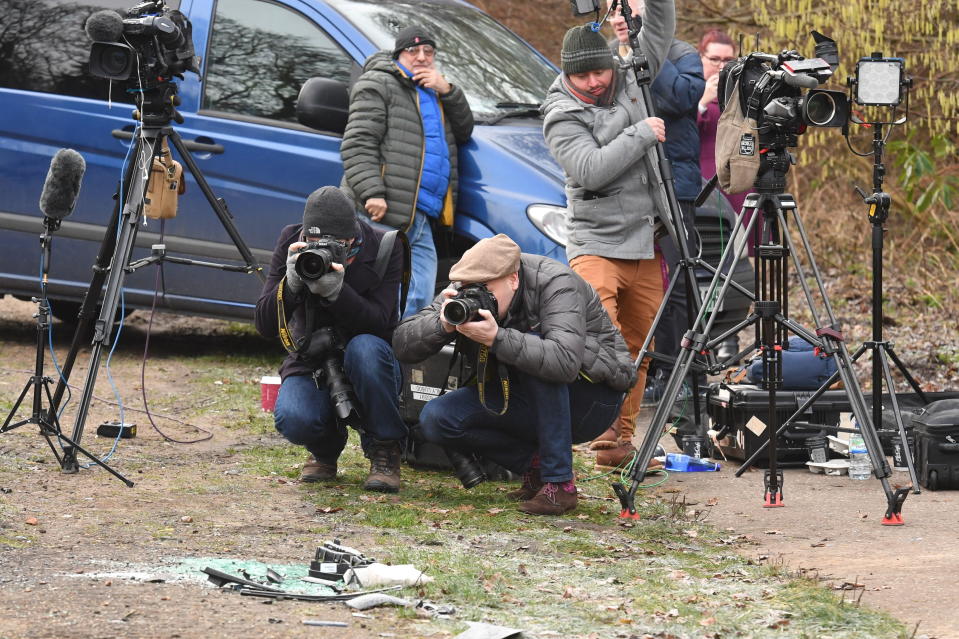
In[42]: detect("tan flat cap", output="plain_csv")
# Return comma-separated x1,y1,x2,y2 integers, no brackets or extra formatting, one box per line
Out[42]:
449,234,521,284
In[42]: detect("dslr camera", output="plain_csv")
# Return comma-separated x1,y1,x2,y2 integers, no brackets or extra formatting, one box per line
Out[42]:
442,283,498,326
86,0,200,89
295,237,348,281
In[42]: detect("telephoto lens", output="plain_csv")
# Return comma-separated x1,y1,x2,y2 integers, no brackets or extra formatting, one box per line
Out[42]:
444,448,487,489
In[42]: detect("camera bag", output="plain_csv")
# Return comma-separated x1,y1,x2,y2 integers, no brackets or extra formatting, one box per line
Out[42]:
912,398,959,490
144,138,184,220
714,73,760,195
746,335,839,390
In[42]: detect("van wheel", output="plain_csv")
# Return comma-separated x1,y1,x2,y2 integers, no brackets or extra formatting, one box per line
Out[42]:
927,470,938,491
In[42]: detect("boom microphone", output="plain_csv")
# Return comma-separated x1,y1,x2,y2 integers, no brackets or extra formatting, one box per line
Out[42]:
85,9,124,42
39,149,86,221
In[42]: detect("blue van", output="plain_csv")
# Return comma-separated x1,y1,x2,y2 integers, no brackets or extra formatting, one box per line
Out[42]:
0,0,571,321
0,0,750,330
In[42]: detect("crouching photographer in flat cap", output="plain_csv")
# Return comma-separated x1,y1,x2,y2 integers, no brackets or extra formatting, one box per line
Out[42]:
255,186,407,493
392,235,636,515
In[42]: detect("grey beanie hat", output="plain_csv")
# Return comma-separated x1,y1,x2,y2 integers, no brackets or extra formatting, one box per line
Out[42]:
302,186,358,239
561,24,615,75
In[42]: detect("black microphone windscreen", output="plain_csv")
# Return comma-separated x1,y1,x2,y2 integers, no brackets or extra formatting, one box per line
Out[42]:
85,10,124,42
39,149,86,220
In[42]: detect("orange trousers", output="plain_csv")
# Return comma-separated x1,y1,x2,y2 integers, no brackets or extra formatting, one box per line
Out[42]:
570,254,664,439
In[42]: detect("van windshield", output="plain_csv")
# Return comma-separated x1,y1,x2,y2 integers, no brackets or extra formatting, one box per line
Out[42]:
327,0,556,121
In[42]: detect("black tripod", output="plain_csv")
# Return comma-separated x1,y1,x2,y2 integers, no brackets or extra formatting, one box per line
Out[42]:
849,122,926,490
614,0,753,442
616,133,911,526
49,82,263,477
1,217,133,485
731,123,925,495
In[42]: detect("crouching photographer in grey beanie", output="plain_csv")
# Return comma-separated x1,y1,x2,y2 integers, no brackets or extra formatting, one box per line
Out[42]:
392,234,636,516
255,186,408,493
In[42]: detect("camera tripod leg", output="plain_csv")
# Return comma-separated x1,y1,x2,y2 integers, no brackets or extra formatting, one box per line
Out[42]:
613,209,761,519
884,344,927,401
879,350,920,493
167,130,264,282
763,469,784,507
60,131,158,475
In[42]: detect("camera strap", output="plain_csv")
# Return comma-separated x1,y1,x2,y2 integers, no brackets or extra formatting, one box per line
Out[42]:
475,345,510,417
276,276,316,356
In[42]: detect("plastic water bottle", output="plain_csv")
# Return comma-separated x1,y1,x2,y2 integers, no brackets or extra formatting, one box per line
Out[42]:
665,453,720,472
848,432,872,480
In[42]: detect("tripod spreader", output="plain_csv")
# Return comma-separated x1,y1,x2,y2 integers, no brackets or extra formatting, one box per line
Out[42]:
127,244,262,274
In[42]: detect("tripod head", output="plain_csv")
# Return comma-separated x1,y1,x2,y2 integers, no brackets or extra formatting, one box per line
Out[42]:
134,81,184,126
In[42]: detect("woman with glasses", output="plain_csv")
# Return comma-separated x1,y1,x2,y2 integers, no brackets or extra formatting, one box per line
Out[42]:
696,29,746,219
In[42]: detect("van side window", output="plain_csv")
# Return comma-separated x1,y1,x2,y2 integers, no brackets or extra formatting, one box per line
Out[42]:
203,0,353,123
0,0,178,101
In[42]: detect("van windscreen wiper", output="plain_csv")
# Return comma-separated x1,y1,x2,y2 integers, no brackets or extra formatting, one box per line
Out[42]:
484,102,542,126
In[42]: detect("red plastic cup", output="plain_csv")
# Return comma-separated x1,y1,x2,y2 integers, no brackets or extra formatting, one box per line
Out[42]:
260,376,281,412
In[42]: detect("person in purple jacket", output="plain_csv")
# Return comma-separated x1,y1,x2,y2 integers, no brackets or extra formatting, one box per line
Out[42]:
696,29,758,249
254,186,407,493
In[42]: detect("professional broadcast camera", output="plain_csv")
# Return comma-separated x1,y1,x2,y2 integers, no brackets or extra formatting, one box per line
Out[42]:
85,0,200,90
719,31,849,136
295,238,349,281
442,284,498,326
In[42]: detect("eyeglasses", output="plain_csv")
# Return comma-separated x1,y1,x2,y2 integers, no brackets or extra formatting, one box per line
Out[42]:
703,55,736,66
403,44,435,57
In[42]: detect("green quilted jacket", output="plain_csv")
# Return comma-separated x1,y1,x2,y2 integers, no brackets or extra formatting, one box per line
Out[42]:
340,51,474,231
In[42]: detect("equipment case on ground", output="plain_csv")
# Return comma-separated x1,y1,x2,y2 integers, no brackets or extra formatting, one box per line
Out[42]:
912,399,959,490
706,384,848,467
398,344,515,481
707,385,959,466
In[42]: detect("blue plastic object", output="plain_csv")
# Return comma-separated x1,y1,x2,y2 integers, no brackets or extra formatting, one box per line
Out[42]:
665,453,720,472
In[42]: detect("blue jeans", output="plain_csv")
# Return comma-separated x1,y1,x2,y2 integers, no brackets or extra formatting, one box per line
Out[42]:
403,211,438,318
418,369,624,483
273,334,406,463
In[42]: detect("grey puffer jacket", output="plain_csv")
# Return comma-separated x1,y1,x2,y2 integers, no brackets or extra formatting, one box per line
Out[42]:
340,51,474,231
392,254,637,392
542,0,676,262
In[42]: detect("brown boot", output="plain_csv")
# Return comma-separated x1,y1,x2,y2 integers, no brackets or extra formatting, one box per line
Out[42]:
363,440,401,493
506,467,543,502
594,441,637,471
300,455,337,482
518,481,577,515
588,426,618,451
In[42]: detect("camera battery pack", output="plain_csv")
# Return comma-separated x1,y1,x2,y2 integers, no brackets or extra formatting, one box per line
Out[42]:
96,421,137,439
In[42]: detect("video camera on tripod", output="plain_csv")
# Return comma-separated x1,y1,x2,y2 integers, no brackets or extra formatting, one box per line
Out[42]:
719,32,849,135
86,1,200,90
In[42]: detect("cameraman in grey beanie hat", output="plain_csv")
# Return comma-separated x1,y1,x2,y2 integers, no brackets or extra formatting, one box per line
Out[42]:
255,185,409,494
542,1,675,471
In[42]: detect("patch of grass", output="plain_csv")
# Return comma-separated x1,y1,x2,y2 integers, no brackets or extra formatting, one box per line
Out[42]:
187,353,276,434
0,534,33,549
238,432,907,638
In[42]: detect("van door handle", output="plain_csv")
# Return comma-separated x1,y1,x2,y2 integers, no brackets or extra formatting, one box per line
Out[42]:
111,129,225,155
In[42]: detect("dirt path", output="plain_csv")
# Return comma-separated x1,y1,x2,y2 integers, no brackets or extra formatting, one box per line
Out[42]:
637,416,959,639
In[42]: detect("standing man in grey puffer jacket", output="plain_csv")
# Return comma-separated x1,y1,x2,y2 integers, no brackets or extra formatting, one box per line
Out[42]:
542,0,675,471
393,234,636,516
341,26,474,317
